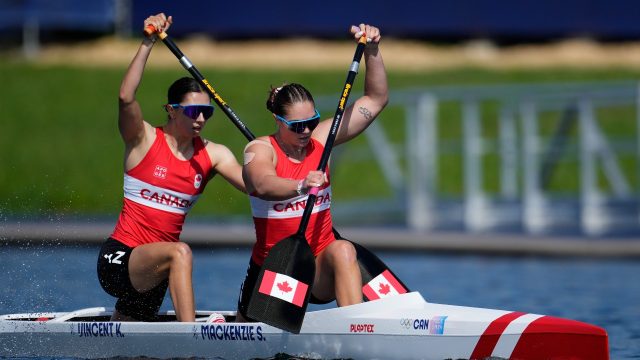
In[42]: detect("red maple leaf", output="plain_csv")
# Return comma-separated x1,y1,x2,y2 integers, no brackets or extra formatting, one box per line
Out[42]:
378,282,391,295
277,281,293,293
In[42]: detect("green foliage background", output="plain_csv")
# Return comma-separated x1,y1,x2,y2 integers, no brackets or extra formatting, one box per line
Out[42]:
1,61,638,220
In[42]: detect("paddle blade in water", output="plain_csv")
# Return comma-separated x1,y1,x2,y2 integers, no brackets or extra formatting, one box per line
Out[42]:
247,234,315,333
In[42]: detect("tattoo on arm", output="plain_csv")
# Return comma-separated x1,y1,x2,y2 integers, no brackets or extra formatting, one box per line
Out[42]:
358,106,373,121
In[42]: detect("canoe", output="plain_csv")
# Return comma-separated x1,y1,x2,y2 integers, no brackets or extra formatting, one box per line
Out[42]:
0,292,608,359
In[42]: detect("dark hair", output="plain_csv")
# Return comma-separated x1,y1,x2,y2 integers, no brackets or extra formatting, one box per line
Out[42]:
167,77,209,104
266,83,314,116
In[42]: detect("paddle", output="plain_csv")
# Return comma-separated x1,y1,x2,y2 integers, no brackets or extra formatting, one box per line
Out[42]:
246,36,370,333
144,25,255,141
145,27,409,307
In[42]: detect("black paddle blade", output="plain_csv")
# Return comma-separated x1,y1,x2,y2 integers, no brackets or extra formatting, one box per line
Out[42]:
246,234,315,333
348,240,410,301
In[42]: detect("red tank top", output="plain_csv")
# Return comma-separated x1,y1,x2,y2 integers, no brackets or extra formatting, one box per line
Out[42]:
249,136,335,265
111,127,213,247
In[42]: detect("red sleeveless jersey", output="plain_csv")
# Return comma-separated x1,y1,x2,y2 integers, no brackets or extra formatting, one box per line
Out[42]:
111,127,213,247
249,135,335,265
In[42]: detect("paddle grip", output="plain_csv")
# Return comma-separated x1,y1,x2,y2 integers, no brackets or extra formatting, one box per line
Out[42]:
143,25,167,40
143,24,155,36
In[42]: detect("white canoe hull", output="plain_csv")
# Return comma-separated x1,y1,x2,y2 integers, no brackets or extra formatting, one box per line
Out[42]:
0,292,608,359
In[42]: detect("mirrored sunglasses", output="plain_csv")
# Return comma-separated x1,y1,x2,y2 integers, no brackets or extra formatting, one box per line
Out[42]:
169,104,215,120
274,109,321,134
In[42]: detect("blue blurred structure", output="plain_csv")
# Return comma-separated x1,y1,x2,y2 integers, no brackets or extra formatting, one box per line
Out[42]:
0,0,128,57
3,0,640,59
3,0,640,42
0,0,122,38
0,0,115,31
130,0,640,40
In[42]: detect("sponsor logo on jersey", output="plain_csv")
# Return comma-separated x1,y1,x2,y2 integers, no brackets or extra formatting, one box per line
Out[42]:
194,174,203,189
153,165,167,179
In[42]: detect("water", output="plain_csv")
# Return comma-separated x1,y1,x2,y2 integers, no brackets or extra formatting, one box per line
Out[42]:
0,243,638,359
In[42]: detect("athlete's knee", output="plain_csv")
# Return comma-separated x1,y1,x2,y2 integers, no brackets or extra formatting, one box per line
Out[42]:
329,240,358,265
169,243,192,266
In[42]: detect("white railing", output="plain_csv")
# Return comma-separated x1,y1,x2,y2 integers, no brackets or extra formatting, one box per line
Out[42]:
316,81,640,236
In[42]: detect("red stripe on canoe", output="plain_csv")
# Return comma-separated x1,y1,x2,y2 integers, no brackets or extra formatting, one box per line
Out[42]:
470,311,526,359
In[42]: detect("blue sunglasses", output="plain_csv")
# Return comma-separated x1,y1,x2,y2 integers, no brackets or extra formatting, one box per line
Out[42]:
274,109,321,134
169,104,215,120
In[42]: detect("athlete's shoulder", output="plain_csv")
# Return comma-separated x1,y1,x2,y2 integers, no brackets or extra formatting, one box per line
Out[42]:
244,136,277,166
247,136,272,147
244,136,273,153
202,139,233,155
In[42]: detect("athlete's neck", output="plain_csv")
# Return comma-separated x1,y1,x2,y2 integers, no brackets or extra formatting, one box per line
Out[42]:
163,127,194,160
274,133,305,160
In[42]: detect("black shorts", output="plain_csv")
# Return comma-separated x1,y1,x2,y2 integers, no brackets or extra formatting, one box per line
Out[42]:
97,238,168,321
236,259,334,321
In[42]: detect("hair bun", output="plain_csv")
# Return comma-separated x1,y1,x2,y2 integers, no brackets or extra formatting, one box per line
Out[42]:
266,85,284,112
265,83,313,116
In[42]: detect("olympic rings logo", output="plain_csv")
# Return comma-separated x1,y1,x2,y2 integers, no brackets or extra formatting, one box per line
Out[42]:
399,318,413,329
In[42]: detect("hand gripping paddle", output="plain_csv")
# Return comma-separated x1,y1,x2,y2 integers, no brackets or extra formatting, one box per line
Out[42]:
246,36,371,334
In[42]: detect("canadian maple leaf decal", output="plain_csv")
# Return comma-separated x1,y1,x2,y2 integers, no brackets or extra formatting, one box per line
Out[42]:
277,281,293,293
378,282,391,295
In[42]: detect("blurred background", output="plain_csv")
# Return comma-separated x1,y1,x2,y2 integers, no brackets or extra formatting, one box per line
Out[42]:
2,0,640,243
